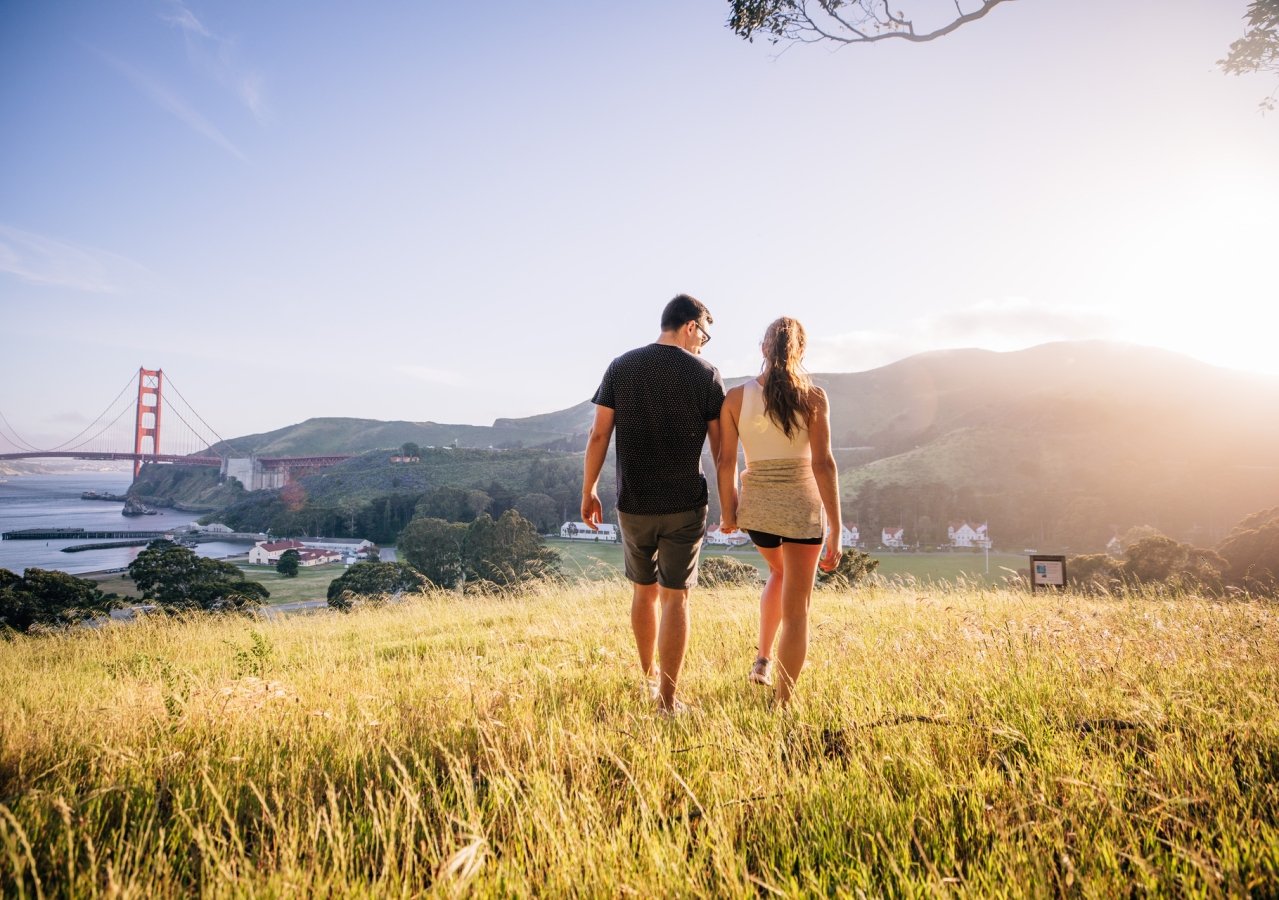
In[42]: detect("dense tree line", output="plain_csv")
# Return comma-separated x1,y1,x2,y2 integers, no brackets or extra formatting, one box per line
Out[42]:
0,568,118,633
1069,506,1279,596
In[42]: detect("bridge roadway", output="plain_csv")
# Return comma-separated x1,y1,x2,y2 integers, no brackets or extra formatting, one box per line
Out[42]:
0,451,353,469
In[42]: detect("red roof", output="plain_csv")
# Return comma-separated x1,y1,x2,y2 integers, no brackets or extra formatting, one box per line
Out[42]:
260,540,305,552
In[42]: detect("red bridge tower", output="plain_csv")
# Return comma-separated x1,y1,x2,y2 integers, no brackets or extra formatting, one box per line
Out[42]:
133,367,163,478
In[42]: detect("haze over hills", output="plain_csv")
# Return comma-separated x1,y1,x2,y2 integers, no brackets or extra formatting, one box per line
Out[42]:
210,342,1279,550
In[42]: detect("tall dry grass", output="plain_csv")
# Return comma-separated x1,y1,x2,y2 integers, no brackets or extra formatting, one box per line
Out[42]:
1,576,1276,896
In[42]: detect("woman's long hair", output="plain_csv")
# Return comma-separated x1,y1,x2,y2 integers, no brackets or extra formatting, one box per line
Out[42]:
760,317,814,440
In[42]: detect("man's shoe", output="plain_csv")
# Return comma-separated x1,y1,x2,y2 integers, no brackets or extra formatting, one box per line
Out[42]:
749,656,773,687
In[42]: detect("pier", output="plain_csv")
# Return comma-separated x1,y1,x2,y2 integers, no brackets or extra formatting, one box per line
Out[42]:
2,528,173,541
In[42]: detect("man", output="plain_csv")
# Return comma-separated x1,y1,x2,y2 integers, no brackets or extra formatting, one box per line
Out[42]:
581,294,726,714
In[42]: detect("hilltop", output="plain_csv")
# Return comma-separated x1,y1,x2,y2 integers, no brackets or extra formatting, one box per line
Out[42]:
201,341,1279,550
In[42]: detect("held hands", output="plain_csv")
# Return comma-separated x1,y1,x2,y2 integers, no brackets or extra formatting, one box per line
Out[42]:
581,491,603,530
719,518,738,533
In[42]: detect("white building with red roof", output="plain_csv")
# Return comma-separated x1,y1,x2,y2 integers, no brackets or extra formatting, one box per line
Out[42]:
882,527,906,549
948,521,991,549
248,539,306,565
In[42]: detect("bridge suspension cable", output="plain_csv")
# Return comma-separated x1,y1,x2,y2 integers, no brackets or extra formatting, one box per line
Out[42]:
163,373,241,456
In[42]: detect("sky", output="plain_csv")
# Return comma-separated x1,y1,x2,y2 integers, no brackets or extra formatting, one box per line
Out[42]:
2,0,1277,449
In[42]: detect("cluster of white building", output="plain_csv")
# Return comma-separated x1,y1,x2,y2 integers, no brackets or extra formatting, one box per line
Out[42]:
248,537,377,567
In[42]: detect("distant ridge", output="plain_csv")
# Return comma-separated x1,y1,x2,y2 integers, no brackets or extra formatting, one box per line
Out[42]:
211,341,1279,548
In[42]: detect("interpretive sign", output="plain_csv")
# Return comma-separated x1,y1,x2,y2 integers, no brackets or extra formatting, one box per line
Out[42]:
1029,554,1067,592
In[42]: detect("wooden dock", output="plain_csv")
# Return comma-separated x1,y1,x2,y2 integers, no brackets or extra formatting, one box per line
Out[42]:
1,528,172,541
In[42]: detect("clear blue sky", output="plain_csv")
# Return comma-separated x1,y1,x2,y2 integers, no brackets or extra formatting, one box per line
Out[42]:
2,0,1277,447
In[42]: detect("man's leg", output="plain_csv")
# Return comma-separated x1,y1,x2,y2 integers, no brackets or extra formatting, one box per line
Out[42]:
631,581,660,678
656,585,690,710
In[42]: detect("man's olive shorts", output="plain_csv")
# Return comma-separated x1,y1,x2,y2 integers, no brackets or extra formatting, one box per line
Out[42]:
617,506,708,590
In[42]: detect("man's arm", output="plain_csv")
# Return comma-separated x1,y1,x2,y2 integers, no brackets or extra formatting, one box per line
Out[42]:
581,404,615,530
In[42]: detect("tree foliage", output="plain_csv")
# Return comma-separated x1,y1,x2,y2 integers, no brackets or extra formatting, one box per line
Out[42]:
816,548,880,591
326,561,428,611
0,568,118,633
728,0,1016,46
1215,505,1279,592
462,510,561,589
399,517,468,588
128,540,269,612
276,549,301,578
698,555,762,588
1220,0,1279,111
399,510,559,591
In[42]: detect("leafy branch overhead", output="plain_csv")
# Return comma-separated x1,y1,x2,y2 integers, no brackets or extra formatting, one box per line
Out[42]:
727,0,1017,45
1219,0,1279,111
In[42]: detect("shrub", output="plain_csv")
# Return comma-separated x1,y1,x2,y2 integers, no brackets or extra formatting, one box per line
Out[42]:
816,549,879,591
698,555,762,588
327,562,428,611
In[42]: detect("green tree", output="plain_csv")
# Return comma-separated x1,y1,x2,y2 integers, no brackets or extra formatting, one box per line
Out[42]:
727,0,1014,46
276,549,301,578
463,510,561,589
1215,505,1279,592
401,441,421,458
816,549,879,591
1067,553,1123,595
0,568,118,633
327,561,428,611
398,517,467,588
514,492,561,533
415,486,472,523
1220,0,1279,110
128,540,269,612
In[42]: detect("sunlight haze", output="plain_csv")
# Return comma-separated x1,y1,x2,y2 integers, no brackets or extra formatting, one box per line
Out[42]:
2,0,1276,447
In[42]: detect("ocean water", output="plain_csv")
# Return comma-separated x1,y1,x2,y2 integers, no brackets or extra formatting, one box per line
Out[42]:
0,471,246,576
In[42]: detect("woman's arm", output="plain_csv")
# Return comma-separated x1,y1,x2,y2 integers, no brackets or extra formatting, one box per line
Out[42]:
808,387,843,571
716,386,744,531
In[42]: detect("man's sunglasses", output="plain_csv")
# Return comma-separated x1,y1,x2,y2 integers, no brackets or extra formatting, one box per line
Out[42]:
694,322,711,346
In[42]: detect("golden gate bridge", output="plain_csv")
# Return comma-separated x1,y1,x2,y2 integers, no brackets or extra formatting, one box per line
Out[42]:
0,367,351,484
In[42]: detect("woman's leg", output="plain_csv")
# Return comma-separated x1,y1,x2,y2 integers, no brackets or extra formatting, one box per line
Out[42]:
774,541,822,706
754,544,784,665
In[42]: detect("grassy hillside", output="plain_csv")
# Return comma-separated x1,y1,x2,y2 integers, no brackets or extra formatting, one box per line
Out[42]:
208,416,571,457
2,583,1276,895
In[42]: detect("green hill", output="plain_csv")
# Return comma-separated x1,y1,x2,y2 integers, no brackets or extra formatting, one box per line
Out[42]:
204,341,1279,551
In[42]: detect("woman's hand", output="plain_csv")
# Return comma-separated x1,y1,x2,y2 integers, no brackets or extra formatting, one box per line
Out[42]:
819,539,842,573
719,518,738,533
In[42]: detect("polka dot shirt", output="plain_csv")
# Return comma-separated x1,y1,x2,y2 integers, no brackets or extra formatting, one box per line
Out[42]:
592,343,726,516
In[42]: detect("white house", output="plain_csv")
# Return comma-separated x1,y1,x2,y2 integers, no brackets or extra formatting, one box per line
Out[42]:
840,524,862,548
881,527,906,549
248,539,306,565
948,521,991,549
705,527,751,547
560,521,619,542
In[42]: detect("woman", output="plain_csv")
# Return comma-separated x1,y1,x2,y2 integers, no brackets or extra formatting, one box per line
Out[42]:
717,317,842,706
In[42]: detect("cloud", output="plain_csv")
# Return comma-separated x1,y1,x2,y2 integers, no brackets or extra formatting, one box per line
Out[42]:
93,47,247,160
806,298,1122,373
396,365,466,387
0,224,154,294
161,0,270,123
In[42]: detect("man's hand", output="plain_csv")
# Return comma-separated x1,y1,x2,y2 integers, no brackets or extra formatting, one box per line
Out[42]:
719,518,738,533
581,491,603,530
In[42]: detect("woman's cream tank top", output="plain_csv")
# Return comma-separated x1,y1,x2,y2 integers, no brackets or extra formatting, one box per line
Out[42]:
738,379,811,464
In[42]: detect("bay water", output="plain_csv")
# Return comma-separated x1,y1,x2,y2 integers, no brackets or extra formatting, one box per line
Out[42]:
0,470,247,576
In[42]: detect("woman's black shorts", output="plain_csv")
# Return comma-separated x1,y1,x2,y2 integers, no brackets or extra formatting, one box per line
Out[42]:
746,529,823,549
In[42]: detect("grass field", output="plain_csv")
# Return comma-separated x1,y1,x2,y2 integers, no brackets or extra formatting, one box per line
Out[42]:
549,537,1028,585
91,563,347,606
2,580,1276,895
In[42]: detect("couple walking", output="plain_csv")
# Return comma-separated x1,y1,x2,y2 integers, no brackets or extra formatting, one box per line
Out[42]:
581,295,842,712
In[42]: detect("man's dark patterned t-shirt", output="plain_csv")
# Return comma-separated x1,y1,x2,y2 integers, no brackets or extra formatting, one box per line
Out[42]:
592,343,726,516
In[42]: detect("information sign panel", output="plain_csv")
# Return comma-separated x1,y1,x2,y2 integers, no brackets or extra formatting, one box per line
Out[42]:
1029,554,1067,592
